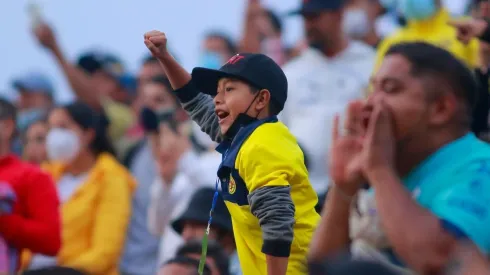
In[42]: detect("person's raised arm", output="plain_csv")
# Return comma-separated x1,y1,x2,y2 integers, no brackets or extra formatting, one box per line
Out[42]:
144,30,222,142
33,23,102,110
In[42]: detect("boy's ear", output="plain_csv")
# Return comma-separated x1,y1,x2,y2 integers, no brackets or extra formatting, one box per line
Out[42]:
256,89,271,111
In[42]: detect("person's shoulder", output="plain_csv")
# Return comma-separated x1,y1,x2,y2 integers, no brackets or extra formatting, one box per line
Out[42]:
95,153,137,188
241,121,300,158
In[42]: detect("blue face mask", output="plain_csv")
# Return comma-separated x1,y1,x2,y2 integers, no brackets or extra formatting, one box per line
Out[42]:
400,0,437,21
17,108,46,132
199,51,224,70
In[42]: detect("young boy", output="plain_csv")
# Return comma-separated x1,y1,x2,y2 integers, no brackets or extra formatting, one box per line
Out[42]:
144,30,320,275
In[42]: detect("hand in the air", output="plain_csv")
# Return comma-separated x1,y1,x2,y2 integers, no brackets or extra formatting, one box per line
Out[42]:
33,22,58,51
144,30,169,60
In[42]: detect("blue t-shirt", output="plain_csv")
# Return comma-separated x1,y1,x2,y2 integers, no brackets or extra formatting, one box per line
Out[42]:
403,133,490,255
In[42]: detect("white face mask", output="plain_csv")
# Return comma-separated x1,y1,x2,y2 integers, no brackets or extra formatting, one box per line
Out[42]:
46,128,81,163
343,8,370,38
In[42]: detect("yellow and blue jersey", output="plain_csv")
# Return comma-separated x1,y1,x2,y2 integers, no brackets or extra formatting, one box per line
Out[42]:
216,116,320,275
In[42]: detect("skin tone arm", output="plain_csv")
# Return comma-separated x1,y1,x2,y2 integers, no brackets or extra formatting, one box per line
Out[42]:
33,23,103,110
266,256,288,275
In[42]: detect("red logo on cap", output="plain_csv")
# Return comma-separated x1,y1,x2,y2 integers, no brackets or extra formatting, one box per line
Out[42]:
226,54,245,65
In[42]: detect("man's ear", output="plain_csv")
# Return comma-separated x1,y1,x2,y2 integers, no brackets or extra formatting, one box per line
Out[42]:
255,89,271,112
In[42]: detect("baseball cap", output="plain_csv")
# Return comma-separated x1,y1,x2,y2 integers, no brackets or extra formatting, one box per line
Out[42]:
12,71,54,97
77,51,136,94
288,0,346,15
192,53,288,113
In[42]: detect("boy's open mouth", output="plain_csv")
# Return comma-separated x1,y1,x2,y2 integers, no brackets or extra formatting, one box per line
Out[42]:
216,110,230,123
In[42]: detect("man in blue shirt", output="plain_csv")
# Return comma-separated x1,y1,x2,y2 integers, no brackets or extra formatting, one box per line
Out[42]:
310,42,490,274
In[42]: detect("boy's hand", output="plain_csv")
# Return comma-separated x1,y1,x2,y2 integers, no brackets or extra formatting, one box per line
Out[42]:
144,30,169,59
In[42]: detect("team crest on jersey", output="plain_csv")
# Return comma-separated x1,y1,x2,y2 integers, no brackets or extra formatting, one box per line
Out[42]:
228,175,236,194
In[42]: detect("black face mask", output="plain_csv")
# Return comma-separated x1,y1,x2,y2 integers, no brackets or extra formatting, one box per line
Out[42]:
222,92,261,141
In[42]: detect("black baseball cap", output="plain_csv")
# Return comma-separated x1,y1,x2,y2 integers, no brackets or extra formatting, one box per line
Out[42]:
191,53,288,113
288,0,346,15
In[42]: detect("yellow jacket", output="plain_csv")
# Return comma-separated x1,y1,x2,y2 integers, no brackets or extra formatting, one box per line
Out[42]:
22,153,137,275
374,9,479,72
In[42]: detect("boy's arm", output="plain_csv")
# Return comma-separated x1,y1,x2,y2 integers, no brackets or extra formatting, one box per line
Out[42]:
240,136,298,275
249,186,295,275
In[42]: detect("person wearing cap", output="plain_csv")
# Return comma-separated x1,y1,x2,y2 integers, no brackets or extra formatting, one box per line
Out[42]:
170,188,236,274
33,23,136,159
282,0,375,195
144,30,320,275
12,71,55,133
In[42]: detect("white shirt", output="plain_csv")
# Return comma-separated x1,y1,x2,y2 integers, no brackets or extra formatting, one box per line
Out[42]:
29,173,88,270
281,42,375,193
147,149,220,267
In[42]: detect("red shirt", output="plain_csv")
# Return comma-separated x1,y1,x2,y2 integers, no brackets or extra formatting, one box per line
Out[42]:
0,155,61,264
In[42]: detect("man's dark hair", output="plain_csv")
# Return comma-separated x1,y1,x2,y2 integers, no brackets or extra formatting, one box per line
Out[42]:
385,42,478,123
163,256,211,275
265,9,283,35
150,75,174,93
0,98,16,122
177,240,230,275
22,267,86,275
205,31,237,56
142,54,158,65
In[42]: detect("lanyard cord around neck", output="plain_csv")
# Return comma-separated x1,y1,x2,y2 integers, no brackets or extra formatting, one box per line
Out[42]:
198,177,220,275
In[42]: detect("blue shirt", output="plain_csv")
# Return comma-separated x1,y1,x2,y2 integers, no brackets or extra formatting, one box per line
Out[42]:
403,133,490,255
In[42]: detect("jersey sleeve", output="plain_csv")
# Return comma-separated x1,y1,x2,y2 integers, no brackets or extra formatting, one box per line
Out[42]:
430,165,490,255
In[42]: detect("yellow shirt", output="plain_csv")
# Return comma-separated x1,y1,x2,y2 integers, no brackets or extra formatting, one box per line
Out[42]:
375,9,479,72
217,118,320,275
22,153,137,275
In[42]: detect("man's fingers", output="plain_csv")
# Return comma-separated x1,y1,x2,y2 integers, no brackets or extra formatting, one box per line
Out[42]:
344,100,364,136
447,19,467,29
149,36,166,46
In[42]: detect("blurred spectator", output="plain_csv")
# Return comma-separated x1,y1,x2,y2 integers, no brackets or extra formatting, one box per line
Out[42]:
375,0,402,39
23,102,136,275
32,23,136,159
239,0,286,65
11,72,55,133
22,120,48,165
0,98,61,273
343,0,383,47
309,255,399,275
150,186,235,270
176,240,230,275
282,0,375,194
198,31,236,69
310,42,490,274
158,256,211,275
374,0,479,72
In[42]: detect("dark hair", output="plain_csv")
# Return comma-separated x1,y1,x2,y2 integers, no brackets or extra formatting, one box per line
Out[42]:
177,240,230,275
385,42,478,122
265,9,283,34
205,31,237,56
163,256,211,275
0,98,16,121
142,54,158,65
61,101,115,156
22,267,86,275
150,75,174,93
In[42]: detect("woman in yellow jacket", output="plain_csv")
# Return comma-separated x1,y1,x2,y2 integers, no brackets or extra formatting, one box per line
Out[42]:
21,102,137,275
